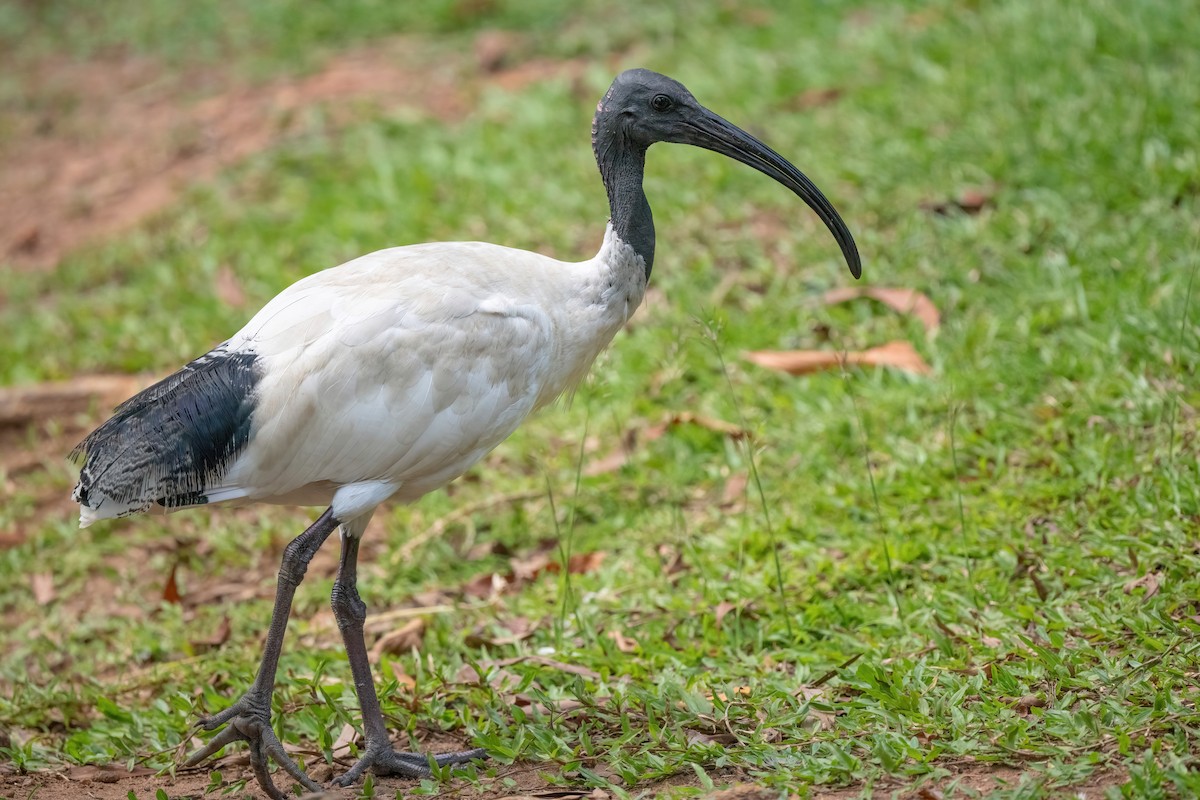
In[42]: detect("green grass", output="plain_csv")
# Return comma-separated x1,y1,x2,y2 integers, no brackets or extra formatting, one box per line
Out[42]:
0,0,603,72
2,0,1200,798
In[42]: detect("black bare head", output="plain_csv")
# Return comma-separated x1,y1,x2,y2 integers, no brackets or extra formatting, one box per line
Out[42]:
592,68,861,279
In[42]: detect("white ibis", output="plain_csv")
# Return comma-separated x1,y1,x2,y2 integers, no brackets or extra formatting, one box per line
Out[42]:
70,69,860,798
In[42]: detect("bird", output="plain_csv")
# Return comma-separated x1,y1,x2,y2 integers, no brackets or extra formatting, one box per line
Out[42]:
69,68,860,799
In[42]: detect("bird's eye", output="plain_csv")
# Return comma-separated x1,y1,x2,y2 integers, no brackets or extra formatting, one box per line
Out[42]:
650,94,673,112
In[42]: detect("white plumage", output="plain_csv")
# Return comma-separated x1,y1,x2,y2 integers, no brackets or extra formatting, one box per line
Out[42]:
231,228,644,514
78,227,644,526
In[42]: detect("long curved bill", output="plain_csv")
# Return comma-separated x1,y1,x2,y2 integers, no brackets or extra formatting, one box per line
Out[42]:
678,108,862,279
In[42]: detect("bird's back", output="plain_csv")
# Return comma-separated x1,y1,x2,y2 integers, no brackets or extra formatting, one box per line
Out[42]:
72,232,644,525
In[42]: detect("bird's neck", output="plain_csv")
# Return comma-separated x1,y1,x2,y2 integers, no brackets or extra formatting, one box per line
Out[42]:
594,136,655,279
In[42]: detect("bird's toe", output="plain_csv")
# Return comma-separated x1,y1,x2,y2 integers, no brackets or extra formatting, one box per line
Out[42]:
193,689,273,732
334,744,487,786
184,706,322,798
182,723,244,768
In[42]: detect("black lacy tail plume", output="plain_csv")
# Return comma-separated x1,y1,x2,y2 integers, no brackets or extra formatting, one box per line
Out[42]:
71,346,261,512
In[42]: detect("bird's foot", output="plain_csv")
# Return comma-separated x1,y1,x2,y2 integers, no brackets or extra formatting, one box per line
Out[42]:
334,743,487,786
183,692,321,800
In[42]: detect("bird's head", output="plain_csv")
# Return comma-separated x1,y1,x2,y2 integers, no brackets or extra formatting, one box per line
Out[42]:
595,68,861,279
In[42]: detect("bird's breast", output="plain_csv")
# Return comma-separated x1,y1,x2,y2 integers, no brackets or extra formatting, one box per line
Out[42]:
532,228,648,406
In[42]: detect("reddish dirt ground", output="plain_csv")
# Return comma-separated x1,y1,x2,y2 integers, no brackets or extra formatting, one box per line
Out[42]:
0,33,592,273
0,34,1134,800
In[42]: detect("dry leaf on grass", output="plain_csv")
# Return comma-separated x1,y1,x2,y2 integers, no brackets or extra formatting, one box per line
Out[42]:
720,472,749,509
183,580,267,607
330,721,360,758
1123,572,1162,600
389,661,417,689
465,616,539,648
461,570,509,599
794,684,837,730
190,615,231,652
605,628,640,653
659,411,747,438
823,286,941,332
745,340,932,376
687,730,740,746
790,86,843,109
713,600,738,629
358,606,425,636
510,551,553,581
717,600,759,629
483,655,601,681
657,544,687,576
455,662,523,689
161,562,182,604
581,447,633,477
711,686,752,702
1004,694,1048,712
460,544,606,599
369,617,426,661
31,571,55,605
562,550,606,575
920,186,994,216
519,548,606,578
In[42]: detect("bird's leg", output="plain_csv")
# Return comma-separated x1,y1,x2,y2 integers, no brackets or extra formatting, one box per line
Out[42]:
184,508,339,800
330,530,486,786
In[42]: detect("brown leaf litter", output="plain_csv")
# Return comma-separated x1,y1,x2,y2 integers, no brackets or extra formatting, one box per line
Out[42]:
160,562,182,604
745,340,933,376
919,185,995,216
789,86,844,110
368,616,427,661
823,285,941,333
741,284,942,378
458,538,608,601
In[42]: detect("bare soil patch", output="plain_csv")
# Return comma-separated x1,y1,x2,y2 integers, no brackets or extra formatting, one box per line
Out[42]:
0,34,590,272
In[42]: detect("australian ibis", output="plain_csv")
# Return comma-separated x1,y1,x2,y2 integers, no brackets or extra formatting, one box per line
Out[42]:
70,69,860,798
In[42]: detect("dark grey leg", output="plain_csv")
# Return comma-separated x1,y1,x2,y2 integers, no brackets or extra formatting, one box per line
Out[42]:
330,530,486,786
184,508,339,800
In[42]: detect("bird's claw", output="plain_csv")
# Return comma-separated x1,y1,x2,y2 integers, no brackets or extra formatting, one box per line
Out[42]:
192,702,242,732
333,744,487,787
183,698,322,800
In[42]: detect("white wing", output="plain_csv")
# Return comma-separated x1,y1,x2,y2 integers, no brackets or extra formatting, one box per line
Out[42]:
217,243,563,510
